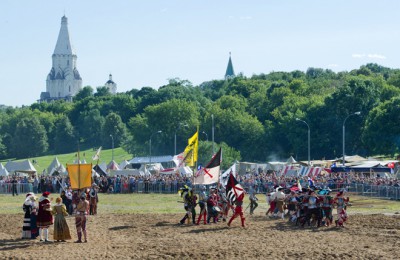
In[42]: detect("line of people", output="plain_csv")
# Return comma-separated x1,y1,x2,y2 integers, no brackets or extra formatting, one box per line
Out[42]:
177,184,350,229
21,189,91,243
178,185,246,228
266,186,349,227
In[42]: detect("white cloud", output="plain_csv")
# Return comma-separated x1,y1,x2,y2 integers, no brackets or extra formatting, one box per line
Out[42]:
352,54,366,58
352,53,386,59
240,16,253,20
367,54,386,59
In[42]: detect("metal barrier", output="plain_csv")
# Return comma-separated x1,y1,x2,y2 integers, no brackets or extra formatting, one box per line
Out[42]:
0,183,33,195
1,181,399,200
347,183,400,200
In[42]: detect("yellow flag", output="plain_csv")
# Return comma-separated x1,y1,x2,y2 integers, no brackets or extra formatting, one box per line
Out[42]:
67,163,92,190
184,130,198,167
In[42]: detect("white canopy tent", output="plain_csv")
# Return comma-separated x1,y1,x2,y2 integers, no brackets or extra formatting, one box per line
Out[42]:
47,157,61,175
0,163,9,176
5,160,37,176
119,160,129,170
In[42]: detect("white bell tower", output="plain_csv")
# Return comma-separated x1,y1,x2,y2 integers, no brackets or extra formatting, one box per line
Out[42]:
41,16,82,102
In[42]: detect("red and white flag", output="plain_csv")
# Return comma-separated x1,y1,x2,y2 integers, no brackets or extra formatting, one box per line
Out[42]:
193,148,221,185
226,171,244,203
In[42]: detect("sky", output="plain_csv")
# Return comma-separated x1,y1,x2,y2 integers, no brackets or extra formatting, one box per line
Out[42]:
1,0,400,107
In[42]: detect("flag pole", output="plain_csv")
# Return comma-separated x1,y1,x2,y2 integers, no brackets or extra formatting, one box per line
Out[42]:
193,126,199,187
77,140,81,191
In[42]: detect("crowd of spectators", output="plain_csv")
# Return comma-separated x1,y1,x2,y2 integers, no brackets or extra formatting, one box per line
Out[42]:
1,170,399,196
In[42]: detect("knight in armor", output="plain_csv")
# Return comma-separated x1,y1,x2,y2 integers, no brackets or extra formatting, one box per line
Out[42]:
301,190,322,228
227,193,246,228
89,183,99,215
179,186,197,225
249,184,258,215
196,186,208,225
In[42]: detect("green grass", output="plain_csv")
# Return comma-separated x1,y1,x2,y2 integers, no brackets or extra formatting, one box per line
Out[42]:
0,147,132,175
1,193,399,215
0,193,183,215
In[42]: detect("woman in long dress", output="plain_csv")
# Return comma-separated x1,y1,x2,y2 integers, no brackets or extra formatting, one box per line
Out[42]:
30,195,39,239
22,193,34,239
51,197,72,242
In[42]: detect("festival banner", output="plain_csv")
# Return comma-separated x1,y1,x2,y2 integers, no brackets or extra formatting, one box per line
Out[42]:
226,171,244,203
193,148,221,185
67,163,92,190
183,130,198,167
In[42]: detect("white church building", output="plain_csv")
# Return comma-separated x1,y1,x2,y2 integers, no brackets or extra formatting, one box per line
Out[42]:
105,74,117,94
40,16,82,102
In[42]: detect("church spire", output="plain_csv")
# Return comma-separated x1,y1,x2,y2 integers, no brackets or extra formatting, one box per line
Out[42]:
225,52,235,80
53,15,74,55
41,16,82,102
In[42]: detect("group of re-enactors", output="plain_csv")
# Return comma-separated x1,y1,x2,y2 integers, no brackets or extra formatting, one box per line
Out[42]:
266,186,349,227
179,185,246,228
21,183,98,243
178,184,349,228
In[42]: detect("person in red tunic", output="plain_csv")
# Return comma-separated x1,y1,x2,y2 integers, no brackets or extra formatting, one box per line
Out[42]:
227,193,246,228
37,191,53,242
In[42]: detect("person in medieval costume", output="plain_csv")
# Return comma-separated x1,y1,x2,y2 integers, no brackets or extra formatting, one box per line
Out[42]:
218,187,229,221
249,184,258,215
179,186,197,225
71,190,80,214
286,191,300,223
196,186,208,225
301,190,322,228
320,189,334,226
22,193,39,239
51,197,72,242
37,191,53,242
89,183,99,215
334,191,349,227
272,187,286,219
336,208,348,227
75,192,89,243
227,193,246,228
265,191,276,216
206,188,219,224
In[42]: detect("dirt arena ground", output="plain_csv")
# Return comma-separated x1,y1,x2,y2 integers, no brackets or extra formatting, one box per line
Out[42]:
1,212,400,259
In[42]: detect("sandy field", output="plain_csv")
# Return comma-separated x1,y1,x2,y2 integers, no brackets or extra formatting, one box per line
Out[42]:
1,211,400,259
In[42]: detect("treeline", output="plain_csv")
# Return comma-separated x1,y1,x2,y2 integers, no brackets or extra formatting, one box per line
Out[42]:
1,63,400,167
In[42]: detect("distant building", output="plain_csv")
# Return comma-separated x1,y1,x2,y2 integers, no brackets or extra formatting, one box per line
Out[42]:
40,16,82,102
104,74,117,94
224,52,235,80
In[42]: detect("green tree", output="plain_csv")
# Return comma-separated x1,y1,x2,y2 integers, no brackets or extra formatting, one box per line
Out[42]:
197,141,241,169
73,86,94,102
95,86,111,97
102,113,127,149
79,109,105,148
11,117,48,158
362,97,400,156
54,116,76,153
0,135,6,159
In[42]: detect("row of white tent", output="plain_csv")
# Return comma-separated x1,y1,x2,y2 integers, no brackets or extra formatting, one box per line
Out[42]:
0,160,37,176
